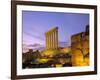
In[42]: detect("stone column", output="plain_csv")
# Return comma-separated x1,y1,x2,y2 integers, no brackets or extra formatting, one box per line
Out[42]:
50,33,52,49
45,27,58,50
50,33,53,49
56,30,58,49
55,30,57,49
48,33,50,49
49,33,51,49
45,34,47,49
54,31,57,49
47,33,49,49
52,32,54,49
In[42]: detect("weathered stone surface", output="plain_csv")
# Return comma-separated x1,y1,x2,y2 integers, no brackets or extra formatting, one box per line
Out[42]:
71,25,89,66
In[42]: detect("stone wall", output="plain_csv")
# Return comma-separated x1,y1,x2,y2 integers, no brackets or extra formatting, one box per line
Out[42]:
71,25,89,66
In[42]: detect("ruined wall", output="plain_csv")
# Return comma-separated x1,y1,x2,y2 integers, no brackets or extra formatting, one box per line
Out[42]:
71,25,89,66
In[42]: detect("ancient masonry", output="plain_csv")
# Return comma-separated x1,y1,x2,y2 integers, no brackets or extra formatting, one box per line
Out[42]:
71,25,89,66
45,27,58,50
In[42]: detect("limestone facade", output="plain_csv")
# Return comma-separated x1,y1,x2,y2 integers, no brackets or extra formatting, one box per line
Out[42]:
71,25,89,66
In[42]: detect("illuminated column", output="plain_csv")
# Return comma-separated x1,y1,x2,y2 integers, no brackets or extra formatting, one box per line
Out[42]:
45,34,47,48
53,29,58,49
52,32,54,49
45,27,58,50
56,29,58,49
49,32,51,49
54,32,56,49
47,33,49,49
50,31,53,49
48,33,50,49
50,32,52,49
55,32,57,49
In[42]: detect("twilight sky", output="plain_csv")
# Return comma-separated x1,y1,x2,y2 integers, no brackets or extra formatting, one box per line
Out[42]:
22,11,89,47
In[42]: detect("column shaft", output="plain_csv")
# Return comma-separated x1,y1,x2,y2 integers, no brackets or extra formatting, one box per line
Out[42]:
56,30,58,48
50,33,52,49
48,33,49,49
54,31,56,49
46,34,48,49
49,33,51,49
55,31,57,49
52,32,54,49
45,27,58,50
46,34,47,49
48,33,50,49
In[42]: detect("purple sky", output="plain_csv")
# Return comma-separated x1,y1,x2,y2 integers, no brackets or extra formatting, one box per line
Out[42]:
22,11,89,47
